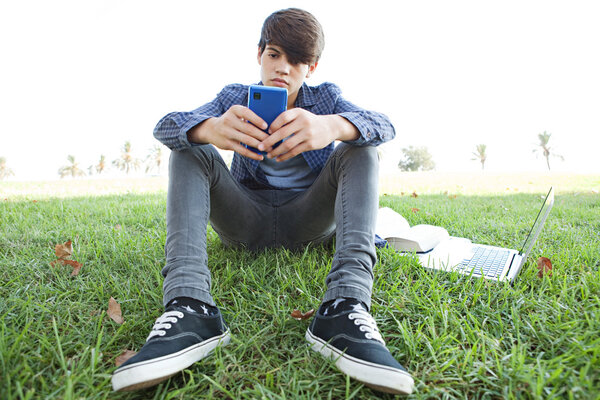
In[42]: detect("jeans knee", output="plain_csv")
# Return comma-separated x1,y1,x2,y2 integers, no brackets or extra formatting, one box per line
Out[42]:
334,143,379,172
169,145,222,175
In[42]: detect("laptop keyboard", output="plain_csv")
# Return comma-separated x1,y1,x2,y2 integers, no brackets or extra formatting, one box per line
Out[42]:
457,246,511,278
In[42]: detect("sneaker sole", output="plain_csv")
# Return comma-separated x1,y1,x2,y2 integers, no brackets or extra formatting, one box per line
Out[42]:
111,330,231,392
305,329,414,395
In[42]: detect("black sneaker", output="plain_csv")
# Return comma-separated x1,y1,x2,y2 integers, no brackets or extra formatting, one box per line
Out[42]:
305,299,414,395
111,304,231,391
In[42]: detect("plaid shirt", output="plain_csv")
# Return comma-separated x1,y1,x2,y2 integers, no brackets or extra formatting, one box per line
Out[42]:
153,82,395,189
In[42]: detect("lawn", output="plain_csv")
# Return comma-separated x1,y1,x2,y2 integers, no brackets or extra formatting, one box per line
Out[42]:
1,174,599,399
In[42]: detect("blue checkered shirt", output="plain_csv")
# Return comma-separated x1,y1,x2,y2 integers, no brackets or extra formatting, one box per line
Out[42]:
153,82,395,189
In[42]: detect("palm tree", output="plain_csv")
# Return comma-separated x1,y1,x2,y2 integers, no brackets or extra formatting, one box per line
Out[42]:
112,141,141,174
471,144,487,170
95,155,107,174
0,157,15,180
145,145,163,174
533,131,563,171
58,155,86,178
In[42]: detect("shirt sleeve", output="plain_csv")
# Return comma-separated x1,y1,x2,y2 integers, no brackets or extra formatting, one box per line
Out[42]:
153,85,246,151
329,85,396,146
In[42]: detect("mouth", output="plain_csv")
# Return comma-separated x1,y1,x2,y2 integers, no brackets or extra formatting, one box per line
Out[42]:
271,78,288,87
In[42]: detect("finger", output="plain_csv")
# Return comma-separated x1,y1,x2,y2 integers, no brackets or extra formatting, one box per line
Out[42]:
266,133,304,159
234,106,268,131
260,120,299,151
229,141,264,161
233,118,270,142
269,110,296,133
234,131,266,150
273,141,310,162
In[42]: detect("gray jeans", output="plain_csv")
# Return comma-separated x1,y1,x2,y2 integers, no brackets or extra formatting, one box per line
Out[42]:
162,143,379,309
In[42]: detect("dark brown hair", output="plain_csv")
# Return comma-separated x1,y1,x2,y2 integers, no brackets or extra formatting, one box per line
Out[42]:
258,8,325,65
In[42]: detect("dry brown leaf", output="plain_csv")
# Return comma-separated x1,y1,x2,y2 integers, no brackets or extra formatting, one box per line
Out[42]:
51,240,83,276
411,191,418,198
411,208,420,213
64,260,83,276
448,194,457,199
537,257,553,278
55,240,73,259
115,350,137,367
108,297,124,324
291,309,315,321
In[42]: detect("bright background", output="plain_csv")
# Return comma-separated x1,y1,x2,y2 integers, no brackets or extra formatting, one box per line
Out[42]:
1,0,599,181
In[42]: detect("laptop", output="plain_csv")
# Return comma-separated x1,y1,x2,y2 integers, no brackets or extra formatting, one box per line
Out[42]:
417,187,554,282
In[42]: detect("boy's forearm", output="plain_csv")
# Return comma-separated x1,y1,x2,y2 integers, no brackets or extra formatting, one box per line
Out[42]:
187,118,214,144
329,115,360,142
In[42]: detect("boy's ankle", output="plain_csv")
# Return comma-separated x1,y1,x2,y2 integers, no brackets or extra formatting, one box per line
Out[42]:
167,297,219,316
319,297,368,316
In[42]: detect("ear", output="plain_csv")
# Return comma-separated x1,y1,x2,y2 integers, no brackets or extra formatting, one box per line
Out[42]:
306,61,318,78
257,47,263,66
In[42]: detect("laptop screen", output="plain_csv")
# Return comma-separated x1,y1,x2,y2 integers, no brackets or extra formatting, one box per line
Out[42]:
519,187,555,258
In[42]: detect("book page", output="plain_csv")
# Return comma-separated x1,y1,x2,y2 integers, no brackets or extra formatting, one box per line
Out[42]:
376,207,410,239
417,237,473,270
387,224,449,252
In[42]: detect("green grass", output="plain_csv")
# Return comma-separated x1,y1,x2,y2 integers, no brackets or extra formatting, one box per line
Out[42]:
1,183,599,399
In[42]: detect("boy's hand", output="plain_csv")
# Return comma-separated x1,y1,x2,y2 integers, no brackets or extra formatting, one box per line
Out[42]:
258,109,360,161
188,105,269,161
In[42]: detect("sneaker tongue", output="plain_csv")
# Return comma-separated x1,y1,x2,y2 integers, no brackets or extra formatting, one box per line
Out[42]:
321,298,367,316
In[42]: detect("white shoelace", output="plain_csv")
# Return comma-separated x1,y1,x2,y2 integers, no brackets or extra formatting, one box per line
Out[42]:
348,310,385,344
146,311,184,341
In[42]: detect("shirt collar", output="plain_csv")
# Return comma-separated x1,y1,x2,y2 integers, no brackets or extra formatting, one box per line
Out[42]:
294,83,317,108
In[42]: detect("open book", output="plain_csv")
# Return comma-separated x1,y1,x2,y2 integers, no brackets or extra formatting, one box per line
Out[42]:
376,207,450,253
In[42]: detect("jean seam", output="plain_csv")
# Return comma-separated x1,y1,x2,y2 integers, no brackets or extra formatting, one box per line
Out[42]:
341,155,348,247
273,191,278,247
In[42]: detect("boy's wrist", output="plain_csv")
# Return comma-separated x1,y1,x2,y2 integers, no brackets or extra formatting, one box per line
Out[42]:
330,115,360,142
187,118,213,145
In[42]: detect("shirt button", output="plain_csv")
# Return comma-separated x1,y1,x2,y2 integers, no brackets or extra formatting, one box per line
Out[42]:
366,132,371,138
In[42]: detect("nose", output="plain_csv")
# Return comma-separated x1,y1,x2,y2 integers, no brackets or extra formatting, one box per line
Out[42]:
275,57,291,75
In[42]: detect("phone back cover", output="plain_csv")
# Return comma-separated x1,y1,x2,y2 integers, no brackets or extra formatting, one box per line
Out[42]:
248,85,287,130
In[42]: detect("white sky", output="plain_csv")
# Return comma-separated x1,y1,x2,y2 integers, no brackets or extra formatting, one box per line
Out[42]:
1,0,599,181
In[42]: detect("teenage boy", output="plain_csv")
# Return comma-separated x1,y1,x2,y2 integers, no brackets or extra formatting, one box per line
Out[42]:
111,8,414,395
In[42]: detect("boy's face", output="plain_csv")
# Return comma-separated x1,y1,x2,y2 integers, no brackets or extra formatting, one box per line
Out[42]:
258,45,317,107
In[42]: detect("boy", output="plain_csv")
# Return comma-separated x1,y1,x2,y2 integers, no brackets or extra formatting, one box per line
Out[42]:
111,8,414,395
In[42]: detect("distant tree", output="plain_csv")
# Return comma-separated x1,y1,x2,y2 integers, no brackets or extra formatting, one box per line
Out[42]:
145,145,163,174
58,155,86,178
471,144,487,170
95,155,107,174
398,146,435,171
112,141,141,174
533,131,563,171
0,157,15,180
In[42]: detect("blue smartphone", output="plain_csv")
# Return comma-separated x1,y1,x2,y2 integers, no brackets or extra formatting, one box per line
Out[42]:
247,85,287,154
